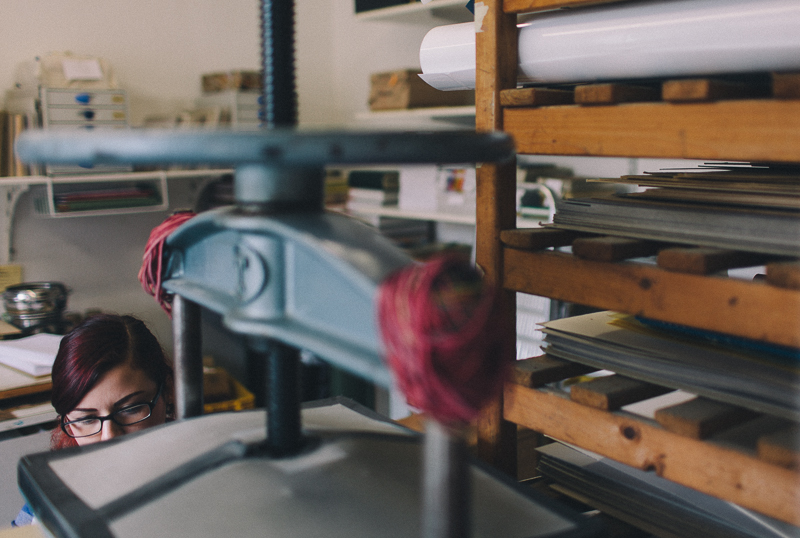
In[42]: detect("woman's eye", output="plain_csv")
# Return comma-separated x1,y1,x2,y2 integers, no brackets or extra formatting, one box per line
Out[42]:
71,417,98,426
118,405,145,417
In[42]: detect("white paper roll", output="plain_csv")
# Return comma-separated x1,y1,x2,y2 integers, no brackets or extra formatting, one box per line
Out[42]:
419,0,800,91
419,21,476,91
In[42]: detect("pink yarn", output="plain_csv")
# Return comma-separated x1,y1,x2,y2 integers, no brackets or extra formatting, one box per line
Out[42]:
377,255,510,425
138,211,196,317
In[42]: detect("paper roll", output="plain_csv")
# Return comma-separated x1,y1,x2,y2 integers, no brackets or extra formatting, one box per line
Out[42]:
419,22,476,91
419,0,800,91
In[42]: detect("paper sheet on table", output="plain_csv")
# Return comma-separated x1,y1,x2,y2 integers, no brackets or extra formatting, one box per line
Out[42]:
0,333,63,376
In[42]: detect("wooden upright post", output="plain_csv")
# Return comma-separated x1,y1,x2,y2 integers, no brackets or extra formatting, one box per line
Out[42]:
475,0,519,477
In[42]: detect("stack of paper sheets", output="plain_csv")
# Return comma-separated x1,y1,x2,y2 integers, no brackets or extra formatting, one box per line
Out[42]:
541,312,800,420
537,442,800,538
553,163,800,256
0,333,63,377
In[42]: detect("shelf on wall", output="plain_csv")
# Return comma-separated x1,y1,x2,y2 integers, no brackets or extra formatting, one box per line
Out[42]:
0,168,233,263
34,172,170,218
356,0,474,23
356,105,476,127
344,205,548,227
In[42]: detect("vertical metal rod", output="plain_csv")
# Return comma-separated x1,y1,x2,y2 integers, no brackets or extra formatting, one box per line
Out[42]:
422,420,471,538
265,338,303,457
172,295,204,419
260,0,297,128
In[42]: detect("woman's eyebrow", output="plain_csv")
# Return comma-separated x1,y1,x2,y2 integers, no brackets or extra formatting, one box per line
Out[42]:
114,390,147,407
70,390,149,414
69,407,98,414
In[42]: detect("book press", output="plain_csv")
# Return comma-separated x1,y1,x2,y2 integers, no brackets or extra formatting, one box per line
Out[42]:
11,1,601,537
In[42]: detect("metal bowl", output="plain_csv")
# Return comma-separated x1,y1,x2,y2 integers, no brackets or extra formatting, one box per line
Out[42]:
3,282,68,315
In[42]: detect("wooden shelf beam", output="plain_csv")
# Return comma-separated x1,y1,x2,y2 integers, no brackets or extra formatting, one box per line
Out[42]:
504,0,626,13
504,383,800,525
504,100,800,163
503,247,800,348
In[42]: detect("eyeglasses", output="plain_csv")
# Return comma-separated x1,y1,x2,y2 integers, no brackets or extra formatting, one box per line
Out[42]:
61,383,163,439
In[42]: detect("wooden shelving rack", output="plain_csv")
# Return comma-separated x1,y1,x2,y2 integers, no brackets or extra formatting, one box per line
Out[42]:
474,0,800,528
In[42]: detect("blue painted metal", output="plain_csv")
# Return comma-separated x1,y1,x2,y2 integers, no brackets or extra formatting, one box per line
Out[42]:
15,128,514,167
161,204,411,387
15,128,515,386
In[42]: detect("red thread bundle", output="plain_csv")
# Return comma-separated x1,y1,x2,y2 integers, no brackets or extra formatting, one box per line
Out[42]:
138,211,196,317
377,255,510,425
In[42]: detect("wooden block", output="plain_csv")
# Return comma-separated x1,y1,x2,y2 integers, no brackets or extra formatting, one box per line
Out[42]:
512,354,597,388
571,236,660,262
201,70,262,92
575,83,660,105
500,87,574,107
662,78,770,102
203,367,234,403
570,375,672,411
766,261,800,290
369,69,474,111
772,72,800,99
657,247,773,275
654,397,759,439
758,425,800,469
499,228,583,251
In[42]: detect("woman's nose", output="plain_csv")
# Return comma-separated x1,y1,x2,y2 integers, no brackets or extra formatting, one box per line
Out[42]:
100,419,124,441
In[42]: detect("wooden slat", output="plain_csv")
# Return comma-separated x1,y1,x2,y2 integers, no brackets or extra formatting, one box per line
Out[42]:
758,426,800,470
504,383,800,525
504,100,800,163
503,248,800,348
654,397,760,439
570,375,671,411
503,0,626,13
657,247,773,275
662,78,770,102
474,0,519,477
772,73,800,99
571,236,660,262
500,87,574,107
766,261,800,290
575,83,660,105
512,354,596,388
499,228,582,251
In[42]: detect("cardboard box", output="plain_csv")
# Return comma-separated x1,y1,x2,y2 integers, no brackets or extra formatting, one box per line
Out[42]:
202,71,262,92
368,69,474,111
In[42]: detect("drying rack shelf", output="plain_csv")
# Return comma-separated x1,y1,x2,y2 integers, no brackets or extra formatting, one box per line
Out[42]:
473,0,800,528
505,366,800,525
500,228,800,348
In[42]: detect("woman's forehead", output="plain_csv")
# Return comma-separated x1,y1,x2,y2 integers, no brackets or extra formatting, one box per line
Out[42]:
76,363,156,409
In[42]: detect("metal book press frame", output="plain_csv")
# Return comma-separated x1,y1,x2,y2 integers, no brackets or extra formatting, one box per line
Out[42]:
12,2,602,537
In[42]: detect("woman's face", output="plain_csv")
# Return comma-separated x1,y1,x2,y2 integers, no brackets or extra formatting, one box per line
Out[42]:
63,362,168,446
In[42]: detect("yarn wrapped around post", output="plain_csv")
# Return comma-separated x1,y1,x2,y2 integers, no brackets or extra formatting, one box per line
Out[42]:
377,254,510,425
138,211,196,317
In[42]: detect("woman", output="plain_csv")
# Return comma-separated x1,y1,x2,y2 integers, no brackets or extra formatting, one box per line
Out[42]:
13,314,174,526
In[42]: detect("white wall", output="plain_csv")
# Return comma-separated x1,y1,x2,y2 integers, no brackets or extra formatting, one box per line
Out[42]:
0,1,448,354
0,0,447,126
1,1,261,124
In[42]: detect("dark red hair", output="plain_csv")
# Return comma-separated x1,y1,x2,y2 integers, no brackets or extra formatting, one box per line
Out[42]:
50,314,172,450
